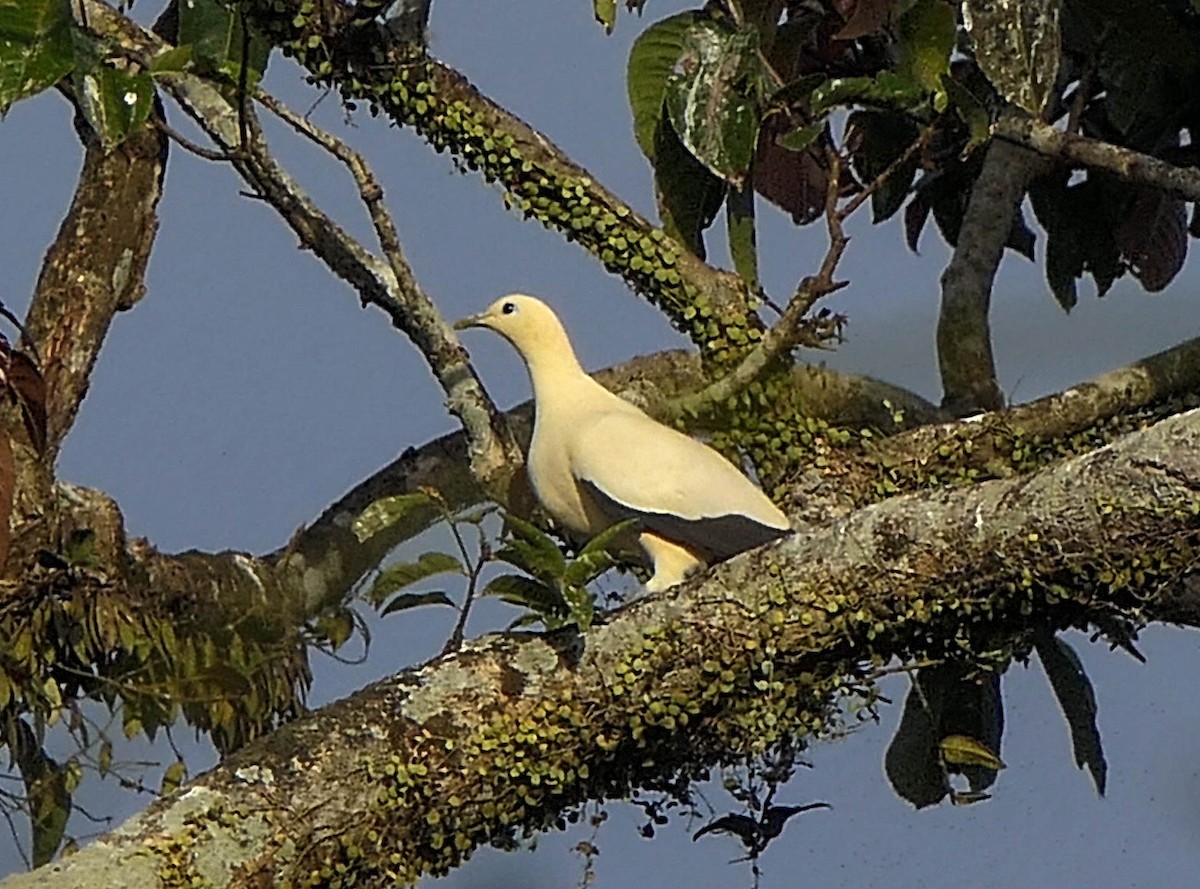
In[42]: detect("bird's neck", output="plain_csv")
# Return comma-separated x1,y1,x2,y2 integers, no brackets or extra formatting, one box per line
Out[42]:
520,327,591,410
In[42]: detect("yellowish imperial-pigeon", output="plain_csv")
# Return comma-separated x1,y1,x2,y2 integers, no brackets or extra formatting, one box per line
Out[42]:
455,295,791,592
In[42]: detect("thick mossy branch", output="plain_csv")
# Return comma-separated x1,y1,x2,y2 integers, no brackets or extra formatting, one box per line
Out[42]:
9,407,1200,889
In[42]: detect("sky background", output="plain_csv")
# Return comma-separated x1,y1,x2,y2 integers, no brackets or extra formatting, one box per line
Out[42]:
2,1,1199,886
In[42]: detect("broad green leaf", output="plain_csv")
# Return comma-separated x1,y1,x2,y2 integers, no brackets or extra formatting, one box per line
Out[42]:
963,0,1060,116
653,116,726,258
177,0,271,89
1036,634,1107,795
594,0,616,33
627,11,703,160
768,73,827,109
10,720,70,867
75,66,155,152
367,551,463,605
380,590,457,616
352,492,433,542
149,45,194,76
725,181,758,288
497,513,567,580
564,518,637,587
664,22,762,185
482,573,565,616
0,0,74,114
811,72,927,115
939,734,1006,771
897,0,955,105
845,110,919,223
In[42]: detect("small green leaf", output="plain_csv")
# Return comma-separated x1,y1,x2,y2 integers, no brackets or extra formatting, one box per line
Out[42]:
352,492,433,542
939,734,1006,771
776,120,825,152
897,0,955,102
562,583,596,630
0,0,75,114
161,759,188,795
564,518,638,587
380,590,456,616
811,72,928,115
97,739,112,778
725,181,758,288
627,11,704,160
149,45,194,76
367,551,463,605
497,514,567,580
482,573,565,616
75,66,156,151
593,0,616,33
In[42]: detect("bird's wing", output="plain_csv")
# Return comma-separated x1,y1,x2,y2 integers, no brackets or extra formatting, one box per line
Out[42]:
569,409,789,561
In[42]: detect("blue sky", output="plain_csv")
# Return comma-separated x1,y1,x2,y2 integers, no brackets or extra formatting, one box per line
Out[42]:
1,0,1199,884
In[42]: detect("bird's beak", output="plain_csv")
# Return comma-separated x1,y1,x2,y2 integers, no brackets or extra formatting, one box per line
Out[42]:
453,312,488,331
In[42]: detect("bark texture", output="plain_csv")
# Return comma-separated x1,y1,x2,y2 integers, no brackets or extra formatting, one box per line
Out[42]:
7,407,1199,889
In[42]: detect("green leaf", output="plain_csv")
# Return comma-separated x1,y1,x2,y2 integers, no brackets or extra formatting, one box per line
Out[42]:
352,492,433,542
811,72,928,115
664,22,762,185
1036,634,1107,795
149,45,194,76
962,0,1060,116
564,517,638,588
0,0,75,114
562,583,596,630
482,573,565,616
380,590,456,616
653,116,726,258
593,0,616,33
75,66,155,151
497,514,567,581
627,11,703,160
177,0,271,89
161,759,188,795
940,70,991,155
776,120,825,152
725,181,758,288
368,551,462,605
897,0,955,104
10,720,70,867
939,734,1006,771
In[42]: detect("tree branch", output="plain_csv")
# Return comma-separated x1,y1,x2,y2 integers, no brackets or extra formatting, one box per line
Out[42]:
937,119,1050,415
994,113,1200,203
9,405,1200,889
22,94,167,465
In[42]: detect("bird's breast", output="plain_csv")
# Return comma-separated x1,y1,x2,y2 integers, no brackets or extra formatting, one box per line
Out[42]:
528,422,600,537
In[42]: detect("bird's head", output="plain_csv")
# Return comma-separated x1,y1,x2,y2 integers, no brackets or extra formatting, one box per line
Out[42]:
454,294,572,362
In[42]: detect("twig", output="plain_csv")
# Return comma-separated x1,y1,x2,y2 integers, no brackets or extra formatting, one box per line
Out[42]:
151,115,238,162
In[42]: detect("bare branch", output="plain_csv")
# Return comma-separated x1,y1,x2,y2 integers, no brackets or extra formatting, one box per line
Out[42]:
937,112,1051,415
995,112,1200,203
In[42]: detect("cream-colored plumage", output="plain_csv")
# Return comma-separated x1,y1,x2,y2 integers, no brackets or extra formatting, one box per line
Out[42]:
455,294,791,591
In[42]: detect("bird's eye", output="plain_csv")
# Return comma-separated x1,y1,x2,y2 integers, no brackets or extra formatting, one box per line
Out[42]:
501,302,517,315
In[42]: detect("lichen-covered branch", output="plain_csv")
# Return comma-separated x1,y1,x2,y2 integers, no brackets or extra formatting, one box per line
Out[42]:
937,116,1049,415
214,0,761,352
22,95,167,465
8,406,1200,889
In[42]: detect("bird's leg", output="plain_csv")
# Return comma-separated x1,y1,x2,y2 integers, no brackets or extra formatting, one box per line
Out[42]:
639,532,706,593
